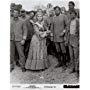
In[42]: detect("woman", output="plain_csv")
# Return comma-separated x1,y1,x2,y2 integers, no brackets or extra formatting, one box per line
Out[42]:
25,12,51,71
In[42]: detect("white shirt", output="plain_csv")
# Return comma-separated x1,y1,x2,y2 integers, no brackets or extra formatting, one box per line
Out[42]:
70,19,76,35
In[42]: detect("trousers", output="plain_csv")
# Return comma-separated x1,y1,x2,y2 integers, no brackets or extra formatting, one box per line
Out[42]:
69,45,79,71
10,40,26,69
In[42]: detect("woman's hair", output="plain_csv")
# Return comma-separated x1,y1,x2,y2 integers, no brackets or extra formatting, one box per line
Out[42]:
36,12,43,21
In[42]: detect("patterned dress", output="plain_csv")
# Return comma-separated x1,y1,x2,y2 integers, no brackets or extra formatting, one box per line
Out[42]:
25,21,50,70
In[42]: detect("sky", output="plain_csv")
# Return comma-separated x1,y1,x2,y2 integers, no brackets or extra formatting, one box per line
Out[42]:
11,0,79,11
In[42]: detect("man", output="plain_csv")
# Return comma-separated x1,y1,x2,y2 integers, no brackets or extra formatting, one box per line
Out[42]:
14,9,27,67
53,6,68,68
44,9,57,56
19,9,29,59
10,10,27,72
24,11,35,58
61,7,66,14
66,1,79,21
66,11,79,75
20,9,28,20
66,1,80,71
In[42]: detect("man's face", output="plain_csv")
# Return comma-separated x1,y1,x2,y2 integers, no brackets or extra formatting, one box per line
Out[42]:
55,8,60,16
29,12,34,19
61,7,66,14
14,11,19,18
21,11,26,17
69,3,74,10
49,10,54,17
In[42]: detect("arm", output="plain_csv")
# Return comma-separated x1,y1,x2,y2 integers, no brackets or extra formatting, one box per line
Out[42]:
76,19,79,38
22,21,27,40
64,16,70,45
63,15,69,34
59,15,69,37
49,17,54,36
21,21,27,45
34,24,44,37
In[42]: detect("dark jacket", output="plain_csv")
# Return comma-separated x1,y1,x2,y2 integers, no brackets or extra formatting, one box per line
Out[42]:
25,19,34,40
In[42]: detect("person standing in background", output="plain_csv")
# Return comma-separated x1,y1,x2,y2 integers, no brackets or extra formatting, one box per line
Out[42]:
44,9,57,56
61,7,66,14
66,1,78,22
24,11,35,59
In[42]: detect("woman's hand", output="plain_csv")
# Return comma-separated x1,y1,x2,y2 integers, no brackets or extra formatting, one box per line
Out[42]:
46,30,51,34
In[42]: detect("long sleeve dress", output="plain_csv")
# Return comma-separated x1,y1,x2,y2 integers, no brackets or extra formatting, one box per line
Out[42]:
25,21,50,70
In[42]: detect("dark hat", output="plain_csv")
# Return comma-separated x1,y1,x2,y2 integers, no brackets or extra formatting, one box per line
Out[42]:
20,9,25,13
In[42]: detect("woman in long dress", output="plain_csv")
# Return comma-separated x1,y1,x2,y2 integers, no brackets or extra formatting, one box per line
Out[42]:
25,12,50,71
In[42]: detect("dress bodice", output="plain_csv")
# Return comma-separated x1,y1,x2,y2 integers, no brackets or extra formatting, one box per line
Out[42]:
35,21,47,32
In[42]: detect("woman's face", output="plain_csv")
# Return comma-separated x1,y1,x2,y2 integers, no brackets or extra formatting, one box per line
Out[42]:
14,11,19,18
37,14,43,21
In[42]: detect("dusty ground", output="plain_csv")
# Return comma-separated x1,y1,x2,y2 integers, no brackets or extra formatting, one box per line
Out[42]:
10,55,79,84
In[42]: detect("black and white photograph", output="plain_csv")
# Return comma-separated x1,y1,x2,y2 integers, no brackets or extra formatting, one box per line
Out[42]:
10,0,80,88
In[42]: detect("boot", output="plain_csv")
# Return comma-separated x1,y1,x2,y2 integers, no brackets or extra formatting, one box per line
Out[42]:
62,53,67,71
22,68,26,72
55,52,62,68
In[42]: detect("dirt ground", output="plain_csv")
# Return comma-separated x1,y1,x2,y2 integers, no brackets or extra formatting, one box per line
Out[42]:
10,55,79,84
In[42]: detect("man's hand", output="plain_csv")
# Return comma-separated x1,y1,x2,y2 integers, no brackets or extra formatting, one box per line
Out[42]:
21,39,25,45
59,32,65,37
50,33,53,36
65,41,68,46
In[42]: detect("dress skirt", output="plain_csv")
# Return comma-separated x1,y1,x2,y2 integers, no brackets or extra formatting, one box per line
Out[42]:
25,34,50,70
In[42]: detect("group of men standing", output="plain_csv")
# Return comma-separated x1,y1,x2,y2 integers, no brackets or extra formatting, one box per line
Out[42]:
10,1,79,77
